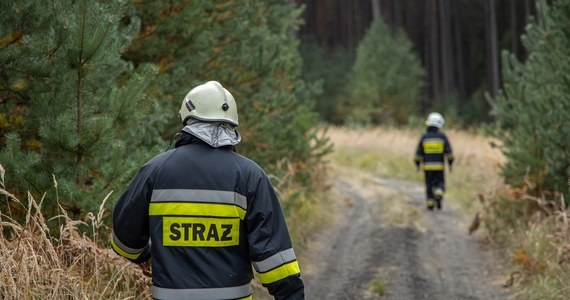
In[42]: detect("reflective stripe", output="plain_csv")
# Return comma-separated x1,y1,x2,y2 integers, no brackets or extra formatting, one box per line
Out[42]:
257,260,301,285
152,283,251,300
252,248,297,273
423,140,444,154
423,138,444,143
149,202,246,220
423,161,444,171
152,189,247,210
111,230,145,260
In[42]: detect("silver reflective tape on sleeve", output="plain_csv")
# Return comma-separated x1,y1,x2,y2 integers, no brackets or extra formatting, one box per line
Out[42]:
252,248,297,273
112,230,146,254
152,283,251,300
423,137,444,143
151,189,247,210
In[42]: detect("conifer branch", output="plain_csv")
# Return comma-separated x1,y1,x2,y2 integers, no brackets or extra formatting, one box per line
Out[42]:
75,0,87,185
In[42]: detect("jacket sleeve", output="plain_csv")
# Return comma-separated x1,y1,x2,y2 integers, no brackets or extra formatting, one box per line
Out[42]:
111,163,153,264
443,134,454,167
246,172,304,300
414,136,424,167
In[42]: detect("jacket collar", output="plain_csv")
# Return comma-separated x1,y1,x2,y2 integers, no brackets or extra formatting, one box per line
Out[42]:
175,132,236,152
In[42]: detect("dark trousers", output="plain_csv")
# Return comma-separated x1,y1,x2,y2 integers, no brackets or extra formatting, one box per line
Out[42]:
424,171,445,200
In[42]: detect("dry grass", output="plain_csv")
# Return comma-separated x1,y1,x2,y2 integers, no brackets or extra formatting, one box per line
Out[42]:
4,125,564,299
480,190,570,299
325,126,570,298
0,166,152,300
326,126,505,210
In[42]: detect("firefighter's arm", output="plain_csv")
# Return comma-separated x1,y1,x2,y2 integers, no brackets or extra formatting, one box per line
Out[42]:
414,139,424,170
444,135,454,170
111,164,153,264
247,174,304,300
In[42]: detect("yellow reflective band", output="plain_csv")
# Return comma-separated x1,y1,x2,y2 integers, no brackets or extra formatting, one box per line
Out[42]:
424,165,443,171
257,261,301,285
423,141,444,154
150,202,246,220
163,217,240,247
423,165,444,171
237,296,253,300
111,238,142,260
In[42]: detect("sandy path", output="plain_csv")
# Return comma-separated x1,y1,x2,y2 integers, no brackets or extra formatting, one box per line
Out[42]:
302,175,510,300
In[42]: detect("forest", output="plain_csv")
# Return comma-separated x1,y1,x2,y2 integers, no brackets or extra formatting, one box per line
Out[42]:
0,0,569,299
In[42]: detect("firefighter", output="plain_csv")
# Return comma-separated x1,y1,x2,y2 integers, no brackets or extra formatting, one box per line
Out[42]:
111,81,304,299
414,112,454,210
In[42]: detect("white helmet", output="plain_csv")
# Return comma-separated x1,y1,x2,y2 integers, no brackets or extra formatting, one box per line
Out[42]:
179,81,239,126
425,112,444,128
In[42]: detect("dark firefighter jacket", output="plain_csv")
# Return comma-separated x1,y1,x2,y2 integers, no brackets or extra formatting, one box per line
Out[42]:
112,133,304,300
414,126,454,171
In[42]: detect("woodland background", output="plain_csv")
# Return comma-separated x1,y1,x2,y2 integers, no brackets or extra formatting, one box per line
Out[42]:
0,0,568,299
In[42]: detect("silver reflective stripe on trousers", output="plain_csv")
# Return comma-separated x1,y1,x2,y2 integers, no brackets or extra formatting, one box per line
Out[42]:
252,248,297,272
153,283,251,300
151,189,247,210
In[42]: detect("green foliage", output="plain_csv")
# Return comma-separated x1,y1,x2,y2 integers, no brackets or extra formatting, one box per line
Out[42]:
0,0,330,219
126,1,329,183
491,0,570,199
348,19,426,125
300,42,354,124
0,0,160,214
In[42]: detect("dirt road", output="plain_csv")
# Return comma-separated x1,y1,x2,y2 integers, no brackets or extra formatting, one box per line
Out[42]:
302,174,510,300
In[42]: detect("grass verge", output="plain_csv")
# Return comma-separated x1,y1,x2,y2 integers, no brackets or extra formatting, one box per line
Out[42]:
0,175,151,299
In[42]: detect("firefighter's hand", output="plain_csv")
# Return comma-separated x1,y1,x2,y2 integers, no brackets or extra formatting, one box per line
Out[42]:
138,259,152,278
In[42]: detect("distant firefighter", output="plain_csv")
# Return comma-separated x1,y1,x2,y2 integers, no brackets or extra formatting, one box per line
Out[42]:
414,112,454,210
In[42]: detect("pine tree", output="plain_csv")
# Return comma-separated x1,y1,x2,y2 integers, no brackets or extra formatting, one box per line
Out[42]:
492,0,570,200
0,0,159,215
348,18,426,125
124,1,328,183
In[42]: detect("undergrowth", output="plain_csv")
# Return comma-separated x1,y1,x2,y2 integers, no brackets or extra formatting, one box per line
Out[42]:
479,187,570,299
0,165,152,299
0,158,331,300
327,126,570,298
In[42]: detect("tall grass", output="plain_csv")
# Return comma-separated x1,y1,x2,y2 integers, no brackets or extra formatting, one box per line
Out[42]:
0,165,151,300
480,187,570,299
325,126,570,299
0,157,331,300
326,126,504,210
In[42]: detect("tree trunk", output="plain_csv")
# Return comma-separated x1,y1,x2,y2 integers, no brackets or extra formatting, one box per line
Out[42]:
439,0,454,103
451,0,466,112
393,0,401,33
484,0,500,100
510,0,518,55
315,0,328,47
429,0,441,103
371,0,381,20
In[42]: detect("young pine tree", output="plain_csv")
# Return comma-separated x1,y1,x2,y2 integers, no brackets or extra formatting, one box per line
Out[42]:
125,1,327,184
0,0,159,215
348,18,426,125
492,0,570,201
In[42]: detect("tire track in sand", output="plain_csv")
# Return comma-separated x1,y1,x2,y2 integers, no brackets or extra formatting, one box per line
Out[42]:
303,176,510,300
